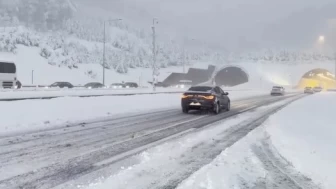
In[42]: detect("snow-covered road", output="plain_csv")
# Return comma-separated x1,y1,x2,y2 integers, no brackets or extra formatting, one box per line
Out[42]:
0,93,303,189
0,90,269,136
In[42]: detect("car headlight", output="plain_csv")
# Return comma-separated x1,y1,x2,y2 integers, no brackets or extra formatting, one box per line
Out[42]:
88,86,92,89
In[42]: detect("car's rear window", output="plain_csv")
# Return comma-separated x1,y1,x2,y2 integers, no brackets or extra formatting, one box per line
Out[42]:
84,83,98,87
51,82,61,86
188,86,213,92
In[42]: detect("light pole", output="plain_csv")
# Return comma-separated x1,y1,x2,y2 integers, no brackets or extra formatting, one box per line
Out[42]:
31,70,34,84
334,52,336,87
152,18,159,91
102,18,122,85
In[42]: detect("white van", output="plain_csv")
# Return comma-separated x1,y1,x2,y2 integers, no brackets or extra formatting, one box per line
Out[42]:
0,61,17,89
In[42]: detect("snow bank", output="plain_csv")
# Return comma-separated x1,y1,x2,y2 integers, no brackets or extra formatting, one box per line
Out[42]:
176,126,267,189
0,90,268,136
266,92,336,189
0,87,187,100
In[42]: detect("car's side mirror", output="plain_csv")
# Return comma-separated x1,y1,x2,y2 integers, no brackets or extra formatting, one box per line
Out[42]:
223,92,229,95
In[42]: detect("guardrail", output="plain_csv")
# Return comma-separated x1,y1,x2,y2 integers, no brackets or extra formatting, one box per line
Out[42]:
0,91,185,101
0,88,267,102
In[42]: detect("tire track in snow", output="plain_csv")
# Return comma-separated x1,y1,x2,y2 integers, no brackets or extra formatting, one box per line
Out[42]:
250,139,322,189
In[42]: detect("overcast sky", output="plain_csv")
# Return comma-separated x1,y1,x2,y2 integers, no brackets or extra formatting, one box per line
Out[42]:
76,0,336,52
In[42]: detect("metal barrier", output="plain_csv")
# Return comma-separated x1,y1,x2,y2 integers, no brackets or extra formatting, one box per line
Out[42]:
0,91,184,101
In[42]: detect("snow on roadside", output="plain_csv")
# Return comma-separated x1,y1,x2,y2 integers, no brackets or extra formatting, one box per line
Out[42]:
0,90,268,136
176,126,267,189
0,87,187,99
266,92,336,189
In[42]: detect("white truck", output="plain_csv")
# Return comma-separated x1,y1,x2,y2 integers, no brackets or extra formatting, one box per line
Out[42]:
0,61,17,89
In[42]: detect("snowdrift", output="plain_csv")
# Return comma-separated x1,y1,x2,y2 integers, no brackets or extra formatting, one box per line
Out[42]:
266,92,336,189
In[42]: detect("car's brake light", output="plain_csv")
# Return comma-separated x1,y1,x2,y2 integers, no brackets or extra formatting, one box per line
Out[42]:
202,95,214,100
181,94,192,98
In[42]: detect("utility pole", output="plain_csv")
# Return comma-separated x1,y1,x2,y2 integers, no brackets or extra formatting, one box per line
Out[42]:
152,18,158,91
334,52,336,88
31,70,34,85
103,21,106,85
102,19,122,86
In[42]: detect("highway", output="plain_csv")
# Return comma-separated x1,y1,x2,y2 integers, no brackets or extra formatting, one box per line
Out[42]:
0,93,305,189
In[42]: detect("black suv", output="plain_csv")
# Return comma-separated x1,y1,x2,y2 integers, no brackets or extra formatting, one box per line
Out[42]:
84,82,105,89
50,82,74,88
181,85,230,114
124,82,139,88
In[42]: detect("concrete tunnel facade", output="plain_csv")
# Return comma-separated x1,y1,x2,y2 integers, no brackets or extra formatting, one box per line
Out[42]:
214,66,249,87
297,68,335,89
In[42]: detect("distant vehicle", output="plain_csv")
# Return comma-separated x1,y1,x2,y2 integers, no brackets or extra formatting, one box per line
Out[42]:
0,61,17,89
270,86,285,96
181,85,230,114
304,87,314,94
124,82,139,88
84,82,105,89
110,83,125,89
50,82,74,88
175,80,193,89
313,86,323,92
155,82,169,88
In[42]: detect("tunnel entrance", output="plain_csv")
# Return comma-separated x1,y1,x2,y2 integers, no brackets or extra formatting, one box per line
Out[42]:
298,68,335,89
215,66,249,87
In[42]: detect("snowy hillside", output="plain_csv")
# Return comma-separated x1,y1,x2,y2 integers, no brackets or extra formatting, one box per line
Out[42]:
1,0,336,87
0,0,208,75
0,45,210,85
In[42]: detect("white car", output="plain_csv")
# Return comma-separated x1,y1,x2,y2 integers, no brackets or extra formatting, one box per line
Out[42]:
313,86,323,92
175,80,193,89
270,86,285,96
304,87,314,94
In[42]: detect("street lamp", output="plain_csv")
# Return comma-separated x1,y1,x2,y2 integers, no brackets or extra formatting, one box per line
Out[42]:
102,18,122,85
318,35,325,43
31,70,34,84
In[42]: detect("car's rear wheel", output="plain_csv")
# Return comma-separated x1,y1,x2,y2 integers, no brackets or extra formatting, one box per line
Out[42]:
226,101,231,111
213,102,220,114
182,107,189,114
